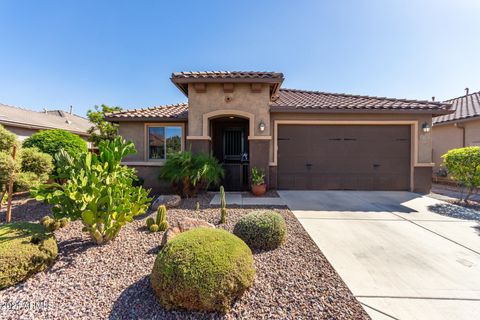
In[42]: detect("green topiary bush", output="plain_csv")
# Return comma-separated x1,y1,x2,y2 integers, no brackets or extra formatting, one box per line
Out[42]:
19,147,54,178
0,222,58,289
151,228,255,312
23,129,87,158
13,171,42,192
0,124,18,153
233,210,287,250
0,151,18,191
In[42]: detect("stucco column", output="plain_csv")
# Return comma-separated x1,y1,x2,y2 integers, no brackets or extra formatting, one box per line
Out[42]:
188,139,211,154
249,139,270,187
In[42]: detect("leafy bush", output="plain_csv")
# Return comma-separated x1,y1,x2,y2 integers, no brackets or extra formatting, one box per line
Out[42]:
23,129,87,158
151,228,255,312
233,210,287,250
31,137,151,245
0,124,18,152
14,171,42,192
87,104,122,146
0,222,58,289
19,147,53,178
160,151,224,198
0,151,18,191
442,147,480,202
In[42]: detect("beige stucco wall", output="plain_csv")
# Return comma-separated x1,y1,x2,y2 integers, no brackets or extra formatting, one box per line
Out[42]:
187,83,271,137
269,112,433,165
432,118,480,170
118,122,146,161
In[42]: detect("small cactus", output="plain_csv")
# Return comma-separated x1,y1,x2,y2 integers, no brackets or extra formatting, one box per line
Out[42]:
47,221,61,232
219,186,227,224
156,205,169,231
195,201,200,211
149,224,159,232
146,217,155,228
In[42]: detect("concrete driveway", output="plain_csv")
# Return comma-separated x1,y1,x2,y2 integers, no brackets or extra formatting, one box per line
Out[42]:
278,191,480,320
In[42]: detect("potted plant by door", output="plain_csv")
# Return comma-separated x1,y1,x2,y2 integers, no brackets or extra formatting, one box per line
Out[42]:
251,167,267,196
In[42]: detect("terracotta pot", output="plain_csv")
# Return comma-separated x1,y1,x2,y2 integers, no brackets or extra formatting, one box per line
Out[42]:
251,183,267,196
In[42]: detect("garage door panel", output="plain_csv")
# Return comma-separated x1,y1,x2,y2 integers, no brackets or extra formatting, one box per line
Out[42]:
277,125,411,190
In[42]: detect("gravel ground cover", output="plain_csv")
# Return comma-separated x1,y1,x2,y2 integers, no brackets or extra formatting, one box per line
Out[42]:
0,194,369,319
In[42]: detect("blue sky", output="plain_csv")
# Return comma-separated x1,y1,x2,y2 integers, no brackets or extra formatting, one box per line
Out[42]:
0,0,479,116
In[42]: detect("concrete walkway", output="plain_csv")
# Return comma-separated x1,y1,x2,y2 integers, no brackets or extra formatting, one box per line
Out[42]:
278,191,480,320
210,192,285,206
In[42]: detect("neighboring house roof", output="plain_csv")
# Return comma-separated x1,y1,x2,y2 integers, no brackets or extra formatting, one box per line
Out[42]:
0,103,91,135
270,89,452,115
171,71,284,98
433,91,480,124
105,103,188,121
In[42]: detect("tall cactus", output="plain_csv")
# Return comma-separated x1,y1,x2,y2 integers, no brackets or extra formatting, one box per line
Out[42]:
156,205,169,231
219,186,227,224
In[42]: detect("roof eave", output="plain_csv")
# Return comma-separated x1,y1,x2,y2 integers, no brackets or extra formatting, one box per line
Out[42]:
269,106,453,116
105,116,188,122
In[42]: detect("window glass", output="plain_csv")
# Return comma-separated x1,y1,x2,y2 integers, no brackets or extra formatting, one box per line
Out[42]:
148,126,182,160
148,127,165,160
166,127,182,154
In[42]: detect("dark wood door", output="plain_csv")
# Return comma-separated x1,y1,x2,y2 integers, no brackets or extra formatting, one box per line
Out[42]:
277,125,411,190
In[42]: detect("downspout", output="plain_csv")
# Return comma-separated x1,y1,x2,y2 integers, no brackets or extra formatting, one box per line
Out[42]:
454,122,466,147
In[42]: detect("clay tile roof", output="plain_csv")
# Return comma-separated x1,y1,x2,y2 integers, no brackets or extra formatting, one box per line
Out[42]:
433,91,480,124
270,89,452,115
171,71,284,81
104,103,188,121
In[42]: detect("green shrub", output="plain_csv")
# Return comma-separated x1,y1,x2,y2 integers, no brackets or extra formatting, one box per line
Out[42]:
31,137,151,245
442,146,480,202
233,210,287,250
23,129,87,158
14,171,42,192
19,147,53,178
151,228,255,312
0,124,18,153
0,222,58,289
0,151,18,191
160,151,224,198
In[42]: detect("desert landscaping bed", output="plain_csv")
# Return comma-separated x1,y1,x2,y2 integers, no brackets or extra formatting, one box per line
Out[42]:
0,195,368,319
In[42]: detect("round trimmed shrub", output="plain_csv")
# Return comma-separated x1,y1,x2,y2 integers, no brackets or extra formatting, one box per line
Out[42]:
0,222,58,290
19,147,54,178
13,171,42,192
233,210,287,250
151,228,255,312
23,129,87,157
0,124,18,152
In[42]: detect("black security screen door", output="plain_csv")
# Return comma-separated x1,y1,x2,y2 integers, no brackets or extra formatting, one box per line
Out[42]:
210,117,249,191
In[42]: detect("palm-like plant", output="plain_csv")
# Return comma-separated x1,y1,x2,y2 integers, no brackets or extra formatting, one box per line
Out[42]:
160,151,224,198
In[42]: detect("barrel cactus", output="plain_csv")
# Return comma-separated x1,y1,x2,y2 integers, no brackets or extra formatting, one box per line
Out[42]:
151,228,255,312
233,210,287,250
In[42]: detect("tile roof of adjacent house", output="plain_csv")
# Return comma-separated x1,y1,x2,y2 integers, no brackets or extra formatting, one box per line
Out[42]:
433,91,480,124
0,103,91,135
171,71,284,81
270,89,452,115
105,103,188,121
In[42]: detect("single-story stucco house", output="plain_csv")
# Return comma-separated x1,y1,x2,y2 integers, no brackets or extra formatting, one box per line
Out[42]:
432,89,480,171
105,71,453,193
0,103,91,146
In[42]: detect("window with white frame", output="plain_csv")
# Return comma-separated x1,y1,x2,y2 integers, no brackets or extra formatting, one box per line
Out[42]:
148,125,182,160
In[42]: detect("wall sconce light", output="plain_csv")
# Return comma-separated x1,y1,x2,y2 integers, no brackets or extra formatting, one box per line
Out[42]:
259,120,266,132
421,122,431,133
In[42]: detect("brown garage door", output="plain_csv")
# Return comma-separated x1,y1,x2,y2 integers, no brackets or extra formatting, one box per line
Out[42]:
277,125,411,190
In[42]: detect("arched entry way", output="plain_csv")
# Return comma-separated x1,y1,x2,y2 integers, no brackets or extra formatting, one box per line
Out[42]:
210,116,250,191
